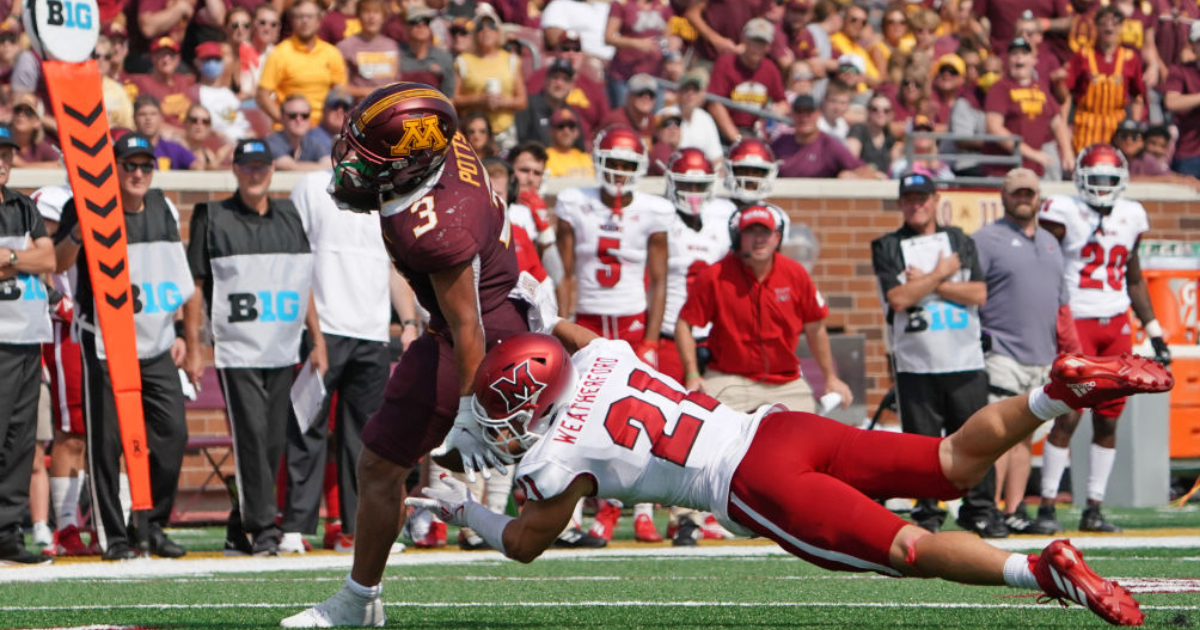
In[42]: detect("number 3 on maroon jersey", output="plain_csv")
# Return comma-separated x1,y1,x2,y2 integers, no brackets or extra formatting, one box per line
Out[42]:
1079,243,1128,290
596,236,621,288
604,368,719,466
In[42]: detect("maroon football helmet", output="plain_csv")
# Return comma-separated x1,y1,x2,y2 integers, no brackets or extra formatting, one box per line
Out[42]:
593,124,648,196
1074,143,1128,208
664,148,716,216
331,83,458,211
471,333,578,458
724,137,778,203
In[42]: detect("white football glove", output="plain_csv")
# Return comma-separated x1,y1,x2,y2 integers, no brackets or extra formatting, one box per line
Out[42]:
404,474,476,527
444,395,512,482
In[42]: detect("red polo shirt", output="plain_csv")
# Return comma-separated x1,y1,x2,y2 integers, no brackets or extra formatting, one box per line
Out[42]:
678,252,828,384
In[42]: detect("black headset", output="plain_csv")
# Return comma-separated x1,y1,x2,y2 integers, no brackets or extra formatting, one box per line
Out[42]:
727,203,790,252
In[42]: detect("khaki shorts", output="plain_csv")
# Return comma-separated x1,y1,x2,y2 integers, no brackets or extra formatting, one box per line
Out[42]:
704,370,815,414
984,352,1049,405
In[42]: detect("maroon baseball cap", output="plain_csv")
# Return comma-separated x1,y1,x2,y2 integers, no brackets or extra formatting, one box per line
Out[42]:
738,206,779,232
150,37,180,53
195,41,223,60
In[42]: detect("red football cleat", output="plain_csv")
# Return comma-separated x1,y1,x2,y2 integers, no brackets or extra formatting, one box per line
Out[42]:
1046,353,1173,410
633,514,663,543
701,514,735,540
1030,539,1145,626
323,521,342,550
589,500,622,541
53,525,96,557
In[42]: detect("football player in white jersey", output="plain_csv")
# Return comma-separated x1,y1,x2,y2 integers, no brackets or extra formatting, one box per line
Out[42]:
555,124,674,543
1035,144,1171,534
379,326,1169,629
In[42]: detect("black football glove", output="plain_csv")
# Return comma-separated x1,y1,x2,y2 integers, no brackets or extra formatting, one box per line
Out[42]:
1150,336,1171,367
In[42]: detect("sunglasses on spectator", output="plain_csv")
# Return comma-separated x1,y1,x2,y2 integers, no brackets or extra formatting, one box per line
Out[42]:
902,79,923,88
451,27,470,35
13,105,36,117
558,42,582,52
659,118,681,128
119,162,154,174
285,111,311,120
554,122,578,130
91,51,112,61
938,66,960,76
870,105,891,113
791,72,815,81
408,17,432,26
477,19,498,30
257,19,280,27
230,21,251,30
886,18,907,25
188,115,212,125
846,15,866,24
633,89,656,98
0,33,17,43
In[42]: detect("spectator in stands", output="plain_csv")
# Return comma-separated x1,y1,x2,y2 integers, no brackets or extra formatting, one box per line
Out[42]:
320,0,359,45
226,7,260,99
683,0,769,63
0,22,20,89
194,42,250,144
973,0,1072,65
1163,23,1200,179
647,106,683,175
398,3,457,97
676,69,723,165
1112,119,1148,171
185,139,324,557
314,89,353,146
1012,12,1062,90
889,65,931,134
133,95,197,171
1054,5,1145,155
454,11,527,151
830,3,880,88
905,9,941,67
984,37,1073,179
461,111,499,159
972,168,1070,536
266,94,333,171
930,54,966,125
846,93,898,174
251,4,283,72
603,73,660,144
773,94,880,178
708,18,788,143
54,132,192,561
528,31,610,138
540,0,616,61
515,58,584,149
943,51,990,176
785,60,817,104
257,0,348,126
10,100,58,168
0,124,55,566
604,0,672,107
869,7,909,79
871,171,1004,538
135,0,192,64
508,141,556,254
1130,124,1171,176
103,23,131,84
447,16,475,56
676,204,851,414
831,53,870,103
181,104,233,170
544,107,594,178
128,37,196,131
94,36,135,131
890,115,954,179
339,0,402,99
817,78,852,141
278,169,396,556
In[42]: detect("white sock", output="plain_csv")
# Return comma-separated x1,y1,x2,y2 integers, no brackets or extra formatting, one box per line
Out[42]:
50,476,79,528
345,574,381,599
633,503,653,519
1087,444,1116,503
571,499,584,529
118,473,131,525
483,469,513,514
1040,443,1070,500
1027,388,1072,422
1002,553,1040,590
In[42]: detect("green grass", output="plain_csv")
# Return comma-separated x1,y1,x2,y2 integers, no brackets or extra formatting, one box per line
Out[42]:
4,506,1199,630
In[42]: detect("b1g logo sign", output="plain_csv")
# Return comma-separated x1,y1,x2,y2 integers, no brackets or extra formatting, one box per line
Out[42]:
23,0,99,63
0,275,49,301
131,281,185,315
227,291,302,324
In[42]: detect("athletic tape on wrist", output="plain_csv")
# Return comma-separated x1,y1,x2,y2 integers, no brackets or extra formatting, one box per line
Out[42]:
465,501,512,555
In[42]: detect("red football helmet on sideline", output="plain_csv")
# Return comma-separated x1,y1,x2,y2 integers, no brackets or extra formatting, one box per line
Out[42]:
331,82,458,211
1074,144,1129,208
664,148,716,216
593,124,648,196
471,333,578,458
724,137,778,203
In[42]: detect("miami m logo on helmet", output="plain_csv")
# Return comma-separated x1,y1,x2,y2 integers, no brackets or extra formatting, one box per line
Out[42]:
390,115,449,157
489,360,547,414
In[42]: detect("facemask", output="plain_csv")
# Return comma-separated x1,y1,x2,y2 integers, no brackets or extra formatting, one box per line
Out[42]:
200,59,225,80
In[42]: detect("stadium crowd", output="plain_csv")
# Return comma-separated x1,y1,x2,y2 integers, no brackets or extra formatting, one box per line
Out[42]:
0,0,1194,566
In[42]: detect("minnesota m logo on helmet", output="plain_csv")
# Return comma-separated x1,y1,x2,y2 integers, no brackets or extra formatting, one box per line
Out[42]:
390,115,449,157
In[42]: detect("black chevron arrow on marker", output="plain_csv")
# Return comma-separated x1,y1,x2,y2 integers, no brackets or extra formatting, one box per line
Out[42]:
86,197,118,218
105,291,128,309
71,134,108,157
78,164,113,187
92,227,122,247
97,259,125,279
63,103,103,126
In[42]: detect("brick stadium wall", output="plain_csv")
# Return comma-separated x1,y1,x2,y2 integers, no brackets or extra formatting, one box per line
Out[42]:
13,171,1199,498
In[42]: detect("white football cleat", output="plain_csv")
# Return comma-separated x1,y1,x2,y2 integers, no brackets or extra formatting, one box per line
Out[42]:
280,584,385,628
279,532,307,555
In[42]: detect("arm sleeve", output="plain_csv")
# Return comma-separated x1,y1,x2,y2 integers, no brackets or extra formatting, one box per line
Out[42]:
984,84,1007,115
796,269,829,323
187,202,212,280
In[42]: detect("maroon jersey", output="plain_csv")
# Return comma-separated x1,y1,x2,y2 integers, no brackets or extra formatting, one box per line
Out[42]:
983,76,1060,176
379,131,519,326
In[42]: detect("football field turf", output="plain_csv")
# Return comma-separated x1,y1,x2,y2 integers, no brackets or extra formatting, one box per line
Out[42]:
3,506,1199,630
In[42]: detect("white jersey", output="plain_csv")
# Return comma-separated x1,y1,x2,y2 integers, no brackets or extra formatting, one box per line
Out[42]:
1039,195,1148,319
513,339,779,536
662,201,733,336
555,187,674,316
31,185,76,307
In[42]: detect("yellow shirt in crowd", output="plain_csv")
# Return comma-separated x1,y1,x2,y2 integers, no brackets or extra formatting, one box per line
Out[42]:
259,35,348,123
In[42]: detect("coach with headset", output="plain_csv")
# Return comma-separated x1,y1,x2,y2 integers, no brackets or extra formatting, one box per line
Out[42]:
675,204,851,413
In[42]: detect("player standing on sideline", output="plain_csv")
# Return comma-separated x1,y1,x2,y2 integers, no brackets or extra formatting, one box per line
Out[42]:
400,326,1166,629
554,123,673,544
1034,144,1171,534
281,83,528,628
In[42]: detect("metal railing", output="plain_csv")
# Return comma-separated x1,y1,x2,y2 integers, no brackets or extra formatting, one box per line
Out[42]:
903,131,1024,188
